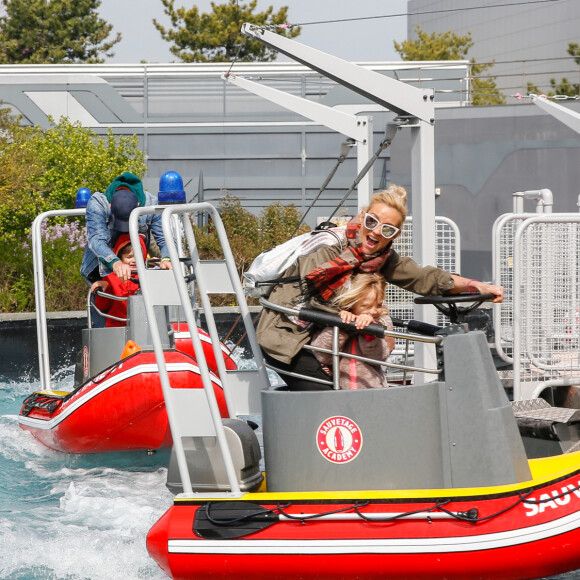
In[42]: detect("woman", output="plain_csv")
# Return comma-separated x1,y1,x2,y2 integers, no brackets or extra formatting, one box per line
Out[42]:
256,185,503,390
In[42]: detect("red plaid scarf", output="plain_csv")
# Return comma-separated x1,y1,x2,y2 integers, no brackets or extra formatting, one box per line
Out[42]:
304,216,392,300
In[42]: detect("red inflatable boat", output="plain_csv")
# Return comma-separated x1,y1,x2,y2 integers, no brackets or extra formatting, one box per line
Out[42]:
147,452,580,580
18,327,237,454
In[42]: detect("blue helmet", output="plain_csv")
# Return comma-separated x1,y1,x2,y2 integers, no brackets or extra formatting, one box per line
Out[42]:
158,171,186,204
75,187,91,208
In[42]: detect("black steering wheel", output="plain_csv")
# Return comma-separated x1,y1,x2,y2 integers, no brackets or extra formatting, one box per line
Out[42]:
414,293,495,325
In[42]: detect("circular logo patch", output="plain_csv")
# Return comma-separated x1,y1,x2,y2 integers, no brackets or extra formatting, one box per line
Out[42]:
316,416,363,464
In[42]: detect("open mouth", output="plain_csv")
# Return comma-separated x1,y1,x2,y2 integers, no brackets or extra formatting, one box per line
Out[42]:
365,234,380,250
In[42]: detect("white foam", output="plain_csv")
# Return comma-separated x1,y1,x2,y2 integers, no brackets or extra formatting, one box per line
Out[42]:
0,461,172,579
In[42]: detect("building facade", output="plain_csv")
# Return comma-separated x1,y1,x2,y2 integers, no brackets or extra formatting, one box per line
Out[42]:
408,0,580,98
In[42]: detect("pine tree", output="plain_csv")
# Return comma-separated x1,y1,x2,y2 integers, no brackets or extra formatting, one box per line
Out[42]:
154,0,300,63
394,26,505,106
528,43,580,98
0,0,121,64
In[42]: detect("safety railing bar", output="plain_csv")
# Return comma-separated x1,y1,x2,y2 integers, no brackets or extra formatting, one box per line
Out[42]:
513,214,580,400
89,289,130,324
264,362,334,387
189,205,270,391
177,209,270,412
161,204,242,496
492,212,535,364
259,298,443,345
129,205,198,496
33,208,86,390
303,344,442,375
159,202,271,497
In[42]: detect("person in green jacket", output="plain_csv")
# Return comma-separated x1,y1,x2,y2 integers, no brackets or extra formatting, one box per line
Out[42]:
256,184,503,390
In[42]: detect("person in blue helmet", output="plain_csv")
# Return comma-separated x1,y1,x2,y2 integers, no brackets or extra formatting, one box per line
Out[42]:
80,171,172,326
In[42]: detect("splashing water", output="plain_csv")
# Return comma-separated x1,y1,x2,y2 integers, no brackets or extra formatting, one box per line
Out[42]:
0,369,172,580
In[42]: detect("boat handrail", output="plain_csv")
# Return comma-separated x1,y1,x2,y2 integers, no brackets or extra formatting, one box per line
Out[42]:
132,201,270,498
259,298,443,345
259,298,443,388
86,288,129,327
33,208,87,390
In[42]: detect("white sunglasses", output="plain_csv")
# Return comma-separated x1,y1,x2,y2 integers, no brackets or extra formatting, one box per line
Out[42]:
363,212,400,239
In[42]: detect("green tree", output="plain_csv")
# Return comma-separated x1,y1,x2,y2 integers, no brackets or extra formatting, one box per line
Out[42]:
0,115,146,243
394,26,505,106
154,0,300,63
0,0,121,64
527,43,580,97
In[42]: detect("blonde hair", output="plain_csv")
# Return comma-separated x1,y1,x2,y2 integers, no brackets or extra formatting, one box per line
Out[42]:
333,273,388,315
363,185,408,223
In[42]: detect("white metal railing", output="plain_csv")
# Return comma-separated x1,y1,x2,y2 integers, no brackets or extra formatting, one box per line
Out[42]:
387,216,460,354
512,215,580,400
492,190,556,364
492,212,536,363
32,209,86,390
132,202,270,497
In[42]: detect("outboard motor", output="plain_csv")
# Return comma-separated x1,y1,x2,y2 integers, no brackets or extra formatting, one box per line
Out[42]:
166,418,263,494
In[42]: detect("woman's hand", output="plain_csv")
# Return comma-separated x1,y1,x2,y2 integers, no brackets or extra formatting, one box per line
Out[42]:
467,280,504,303
451,275,504,303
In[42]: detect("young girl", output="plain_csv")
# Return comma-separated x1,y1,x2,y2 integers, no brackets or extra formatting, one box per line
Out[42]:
90,234,147,327
311,273,395,389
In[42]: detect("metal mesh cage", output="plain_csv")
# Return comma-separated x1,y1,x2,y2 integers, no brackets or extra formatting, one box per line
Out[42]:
386,216,460,353
492,214,533,363
512,216,580,400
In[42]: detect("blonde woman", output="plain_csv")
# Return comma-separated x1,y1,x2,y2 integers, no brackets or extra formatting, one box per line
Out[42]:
257,185,503,390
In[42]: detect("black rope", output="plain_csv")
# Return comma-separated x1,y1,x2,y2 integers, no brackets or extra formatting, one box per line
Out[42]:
275,500,371,522
353,499,460,522
201,479,580,528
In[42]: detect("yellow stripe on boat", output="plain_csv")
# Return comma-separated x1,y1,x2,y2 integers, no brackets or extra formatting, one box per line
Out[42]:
174,450,580,503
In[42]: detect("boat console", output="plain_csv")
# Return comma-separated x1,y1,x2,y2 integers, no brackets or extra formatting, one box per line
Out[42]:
262,328,531,491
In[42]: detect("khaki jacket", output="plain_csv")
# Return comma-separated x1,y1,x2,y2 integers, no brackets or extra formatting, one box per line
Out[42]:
256,243,454,364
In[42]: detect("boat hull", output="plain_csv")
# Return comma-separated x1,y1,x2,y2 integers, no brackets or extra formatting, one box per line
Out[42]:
147,456,580,580
18,350,228,453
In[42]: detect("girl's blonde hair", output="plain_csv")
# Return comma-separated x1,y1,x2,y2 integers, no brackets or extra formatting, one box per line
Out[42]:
333,272,388,315
363,184,408,223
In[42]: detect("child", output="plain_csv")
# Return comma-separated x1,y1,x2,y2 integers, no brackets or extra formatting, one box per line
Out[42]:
90,234,147,328
311,273,395,389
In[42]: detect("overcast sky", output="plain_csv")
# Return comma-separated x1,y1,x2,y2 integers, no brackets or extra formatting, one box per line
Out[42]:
98,0,409,63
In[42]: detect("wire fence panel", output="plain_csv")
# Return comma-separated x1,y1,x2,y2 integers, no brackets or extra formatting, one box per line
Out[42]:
492,213,537,363
386,216,461,354
512,216,580,400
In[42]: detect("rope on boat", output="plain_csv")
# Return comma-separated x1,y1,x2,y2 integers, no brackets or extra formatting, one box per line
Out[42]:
199,479,580,533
